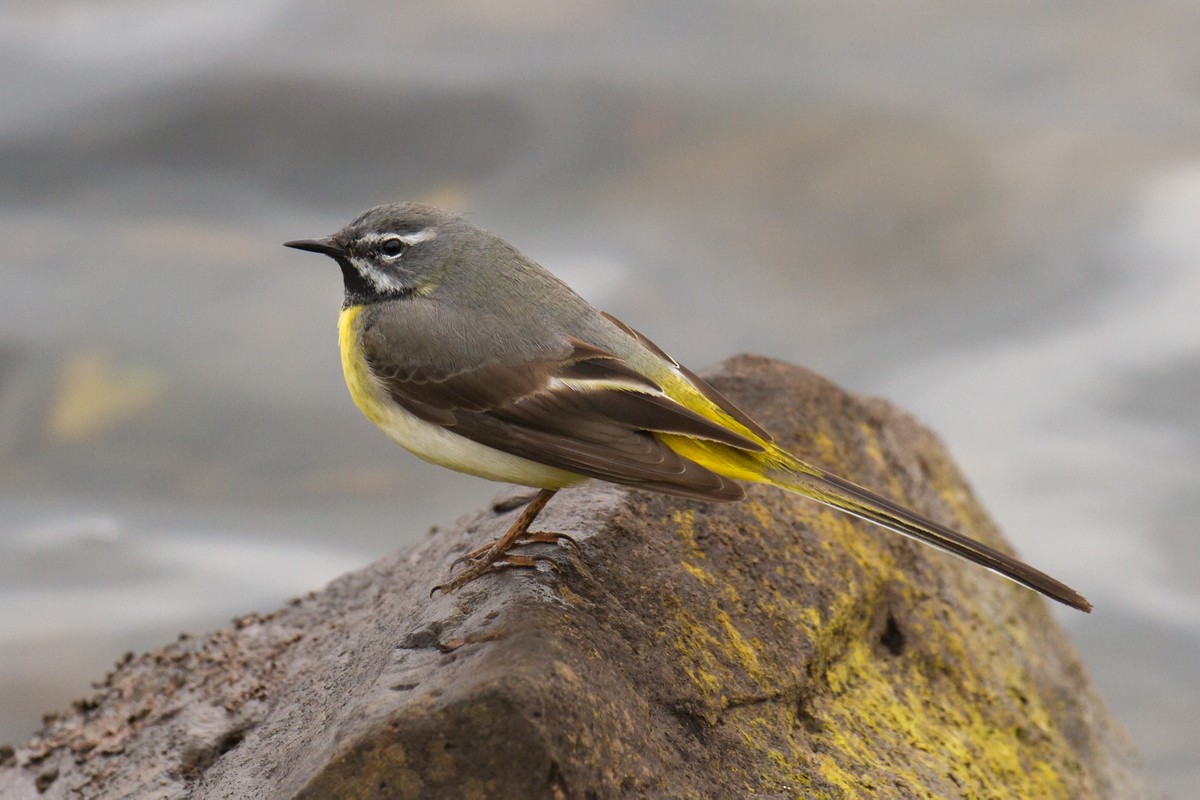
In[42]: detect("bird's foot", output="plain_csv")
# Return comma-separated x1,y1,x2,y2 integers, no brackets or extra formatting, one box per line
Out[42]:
437,531,578,594
432,550,562,596
449,530,580,572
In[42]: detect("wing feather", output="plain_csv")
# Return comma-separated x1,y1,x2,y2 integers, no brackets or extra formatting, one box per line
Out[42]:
600,311,774,443
359,317,754,500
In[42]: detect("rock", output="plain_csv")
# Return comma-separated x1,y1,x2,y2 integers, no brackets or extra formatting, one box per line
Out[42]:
0,356,1156,799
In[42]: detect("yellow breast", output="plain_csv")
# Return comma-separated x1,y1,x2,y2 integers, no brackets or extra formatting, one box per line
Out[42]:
338,305,393,428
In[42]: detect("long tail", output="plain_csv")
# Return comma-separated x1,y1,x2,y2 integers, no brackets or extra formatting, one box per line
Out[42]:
768,452,1092,612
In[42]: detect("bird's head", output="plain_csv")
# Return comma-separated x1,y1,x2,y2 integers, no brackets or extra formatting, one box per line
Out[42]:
285,202,465,306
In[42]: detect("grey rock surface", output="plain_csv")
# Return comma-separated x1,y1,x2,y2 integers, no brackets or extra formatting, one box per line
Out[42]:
0,356,1155,799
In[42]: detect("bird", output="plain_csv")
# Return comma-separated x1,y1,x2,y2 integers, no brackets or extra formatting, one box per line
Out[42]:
284,202,1091,612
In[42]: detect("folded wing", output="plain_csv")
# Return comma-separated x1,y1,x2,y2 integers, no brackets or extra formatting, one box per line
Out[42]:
362,331,761,501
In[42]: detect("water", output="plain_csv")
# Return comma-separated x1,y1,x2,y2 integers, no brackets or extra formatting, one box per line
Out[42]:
1,2,1196,794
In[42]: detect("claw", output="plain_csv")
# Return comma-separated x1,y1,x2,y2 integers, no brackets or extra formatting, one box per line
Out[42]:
555,533,582,556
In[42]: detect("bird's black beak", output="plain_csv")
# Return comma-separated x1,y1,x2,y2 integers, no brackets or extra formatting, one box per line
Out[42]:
283,237,345,257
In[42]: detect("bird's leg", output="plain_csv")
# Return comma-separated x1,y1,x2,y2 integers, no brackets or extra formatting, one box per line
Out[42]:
434,489,561,594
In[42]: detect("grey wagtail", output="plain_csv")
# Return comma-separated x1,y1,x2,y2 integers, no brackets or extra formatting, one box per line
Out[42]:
285,203,1091,611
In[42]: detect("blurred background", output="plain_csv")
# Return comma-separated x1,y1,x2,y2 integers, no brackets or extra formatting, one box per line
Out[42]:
1,0,1197,793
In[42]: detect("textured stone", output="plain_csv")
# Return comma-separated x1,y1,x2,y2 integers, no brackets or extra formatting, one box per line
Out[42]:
0,356,1156,799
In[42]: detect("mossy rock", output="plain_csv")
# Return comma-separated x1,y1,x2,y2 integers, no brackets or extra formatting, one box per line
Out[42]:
0,356,1155,799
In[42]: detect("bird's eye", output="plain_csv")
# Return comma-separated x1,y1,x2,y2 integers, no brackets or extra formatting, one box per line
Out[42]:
379,236,407,258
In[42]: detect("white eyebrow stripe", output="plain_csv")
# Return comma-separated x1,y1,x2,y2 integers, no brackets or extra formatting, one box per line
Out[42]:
358,229,437,247
397,229,437,245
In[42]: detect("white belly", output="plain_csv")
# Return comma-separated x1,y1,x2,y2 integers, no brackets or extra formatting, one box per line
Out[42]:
368,392,584,488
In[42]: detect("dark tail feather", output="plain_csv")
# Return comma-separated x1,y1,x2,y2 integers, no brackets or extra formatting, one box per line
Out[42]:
770,458,1092,612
